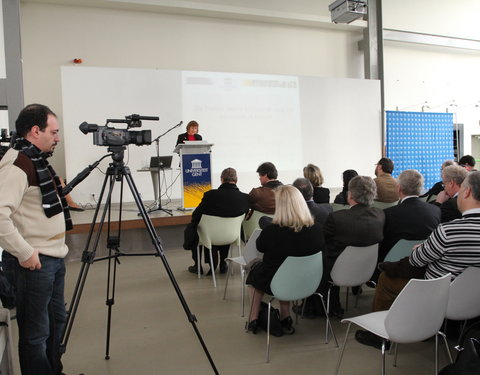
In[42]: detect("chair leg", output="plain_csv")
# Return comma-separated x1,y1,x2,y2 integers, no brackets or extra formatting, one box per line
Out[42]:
457,320,468,347
345,287,349,312
381,340,387,375
334,322,352,375
326,287,331,342
240,267,245,317
197,246,202,279
393,342,398,367
223,260,231,300
438,331,453,364
435,333,439,375
266,299,273,363
246,287,256,332
208,248,217,288
317,292,338,347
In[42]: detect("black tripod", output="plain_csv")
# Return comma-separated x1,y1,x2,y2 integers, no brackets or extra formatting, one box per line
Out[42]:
59,146,219,374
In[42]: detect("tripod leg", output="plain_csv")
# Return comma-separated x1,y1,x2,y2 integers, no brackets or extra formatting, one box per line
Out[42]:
124,169,219,375
105,244,119,360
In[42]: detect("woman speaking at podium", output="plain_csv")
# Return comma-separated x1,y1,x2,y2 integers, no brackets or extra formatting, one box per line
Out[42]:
176,120,203,146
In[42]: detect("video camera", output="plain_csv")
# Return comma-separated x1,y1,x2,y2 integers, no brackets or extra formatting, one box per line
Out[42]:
79,114,158,147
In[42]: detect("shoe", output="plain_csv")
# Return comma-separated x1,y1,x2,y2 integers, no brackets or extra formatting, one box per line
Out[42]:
281,316,295,335
355,330,391,350
219,262,228,274
188,265,203,275
351,286,363,295
366,280,377,288
68,206,85,212
206,268,215,276
245,319,259,334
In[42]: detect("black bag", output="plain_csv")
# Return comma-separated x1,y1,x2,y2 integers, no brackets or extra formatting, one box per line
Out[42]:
439,321,480,375
183,223,199,251
258,301,283,337
0,269,15,309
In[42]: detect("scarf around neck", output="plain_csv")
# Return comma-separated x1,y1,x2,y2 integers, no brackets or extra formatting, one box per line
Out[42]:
13,137,72,231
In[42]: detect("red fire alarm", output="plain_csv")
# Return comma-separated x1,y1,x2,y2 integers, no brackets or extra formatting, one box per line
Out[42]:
73,58,83,64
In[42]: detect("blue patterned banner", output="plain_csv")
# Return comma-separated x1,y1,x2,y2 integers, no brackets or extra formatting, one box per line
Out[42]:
181,153,212,209
386,111,454,189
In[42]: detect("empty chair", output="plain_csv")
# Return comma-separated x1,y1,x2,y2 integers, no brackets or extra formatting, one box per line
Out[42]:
242,210,272,240
263,252,337,362
197,214,244,288
443,267,480,345
223,229,262,316
328,244,379,314
372,200,398,209
330,203,351,212
335,274,451,375
383,239,423,262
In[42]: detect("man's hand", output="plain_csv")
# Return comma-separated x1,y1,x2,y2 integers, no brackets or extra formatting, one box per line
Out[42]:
435,190,450,204
20,249,42,270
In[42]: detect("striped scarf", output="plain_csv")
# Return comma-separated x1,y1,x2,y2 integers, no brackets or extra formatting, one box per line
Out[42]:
13,138,73,231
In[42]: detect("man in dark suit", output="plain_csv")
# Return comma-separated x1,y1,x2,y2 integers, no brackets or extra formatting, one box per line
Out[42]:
369,170,441,284
379,170,441,262
184,167,249,274
321,176,385,315
432,164,467,223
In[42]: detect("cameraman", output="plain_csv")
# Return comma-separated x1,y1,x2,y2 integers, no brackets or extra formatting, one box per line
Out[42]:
0,104,72,375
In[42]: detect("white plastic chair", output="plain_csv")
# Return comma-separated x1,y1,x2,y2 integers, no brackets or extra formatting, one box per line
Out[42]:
443,267,480,347
223,229,262,316
383,239,423,262
372,200,398,209
328,244,379,316
261,252,337,362
334,274,451,375
197,214,244,288
242,211,272,241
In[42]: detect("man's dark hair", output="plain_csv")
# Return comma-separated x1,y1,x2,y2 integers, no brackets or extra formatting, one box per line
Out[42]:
256,162,278,179
15,104,56,137
377,157,394,174
292,177,313,201
220,167,237,183
459,155,476,168
465,171,480,201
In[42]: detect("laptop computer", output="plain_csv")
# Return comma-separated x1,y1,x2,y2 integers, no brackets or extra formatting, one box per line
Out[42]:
150,155,173,169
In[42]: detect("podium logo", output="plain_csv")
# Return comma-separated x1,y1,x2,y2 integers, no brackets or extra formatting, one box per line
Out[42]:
186,159,209,176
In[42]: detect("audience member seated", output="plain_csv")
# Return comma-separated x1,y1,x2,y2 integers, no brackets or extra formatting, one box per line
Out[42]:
459,154,476,171
372,170,441,282
259,177,332,228
245,185,324,335
313,176,385,318
183,168,249,275
374,157,399,203
333,169,358,205
420,159,456,201
248,162,282,215
356,171,480,349
432,164,468,223
303,163,330,203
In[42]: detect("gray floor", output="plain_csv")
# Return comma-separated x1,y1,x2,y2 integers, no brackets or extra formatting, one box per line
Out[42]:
10,226,453,375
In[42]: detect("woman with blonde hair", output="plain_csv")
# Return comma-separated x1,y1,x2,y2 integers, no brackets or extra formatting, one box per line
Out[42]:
303,163,330,203
245,185,324,335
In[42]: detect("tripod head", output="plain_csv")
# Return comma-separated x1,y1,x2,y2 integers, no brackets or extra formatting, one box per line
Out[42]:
108,146,127,164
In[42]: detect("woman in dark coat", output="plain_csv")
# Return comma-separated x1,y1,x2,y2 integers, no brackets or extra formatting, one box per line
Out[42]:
303,163,330,203
246,185,325,335
334,169,358,204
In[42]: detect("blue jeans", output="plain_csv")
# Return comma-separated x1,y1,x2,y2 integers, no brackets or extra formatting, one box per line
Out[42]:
2,252,67,375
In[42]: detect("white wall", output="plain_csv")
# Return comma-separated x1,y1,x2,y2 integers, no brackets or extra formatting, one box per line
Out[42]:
19,0,480,193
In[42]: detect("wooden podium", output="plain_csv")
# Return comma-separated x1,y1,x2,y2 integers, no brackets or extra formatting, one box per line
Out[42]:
174,141,214,210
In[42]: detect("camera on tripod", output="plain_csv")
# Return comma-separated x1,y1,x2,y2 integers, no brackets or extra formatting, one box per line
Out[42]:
79,114,159,147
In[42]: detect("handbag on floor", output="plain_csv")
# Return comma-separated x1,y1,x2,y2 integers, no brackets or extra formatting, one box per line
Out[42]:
439,321,480,375
257,301,283,337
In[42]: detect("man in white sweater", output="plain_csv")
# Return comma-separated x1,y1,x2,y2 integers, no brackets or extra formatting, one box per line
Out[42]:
0,104,70,375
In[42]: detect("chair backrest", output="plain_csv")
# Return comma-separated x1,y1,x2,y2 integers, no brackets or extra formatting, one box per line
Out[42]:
270,252,323,301
330,203,351,212
243,229,262,264
384,239,423,262
371,200,398,209
197,214,244,249
243,210,273,240
446,267,480,321
330,244,379,287
385,274,451,343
